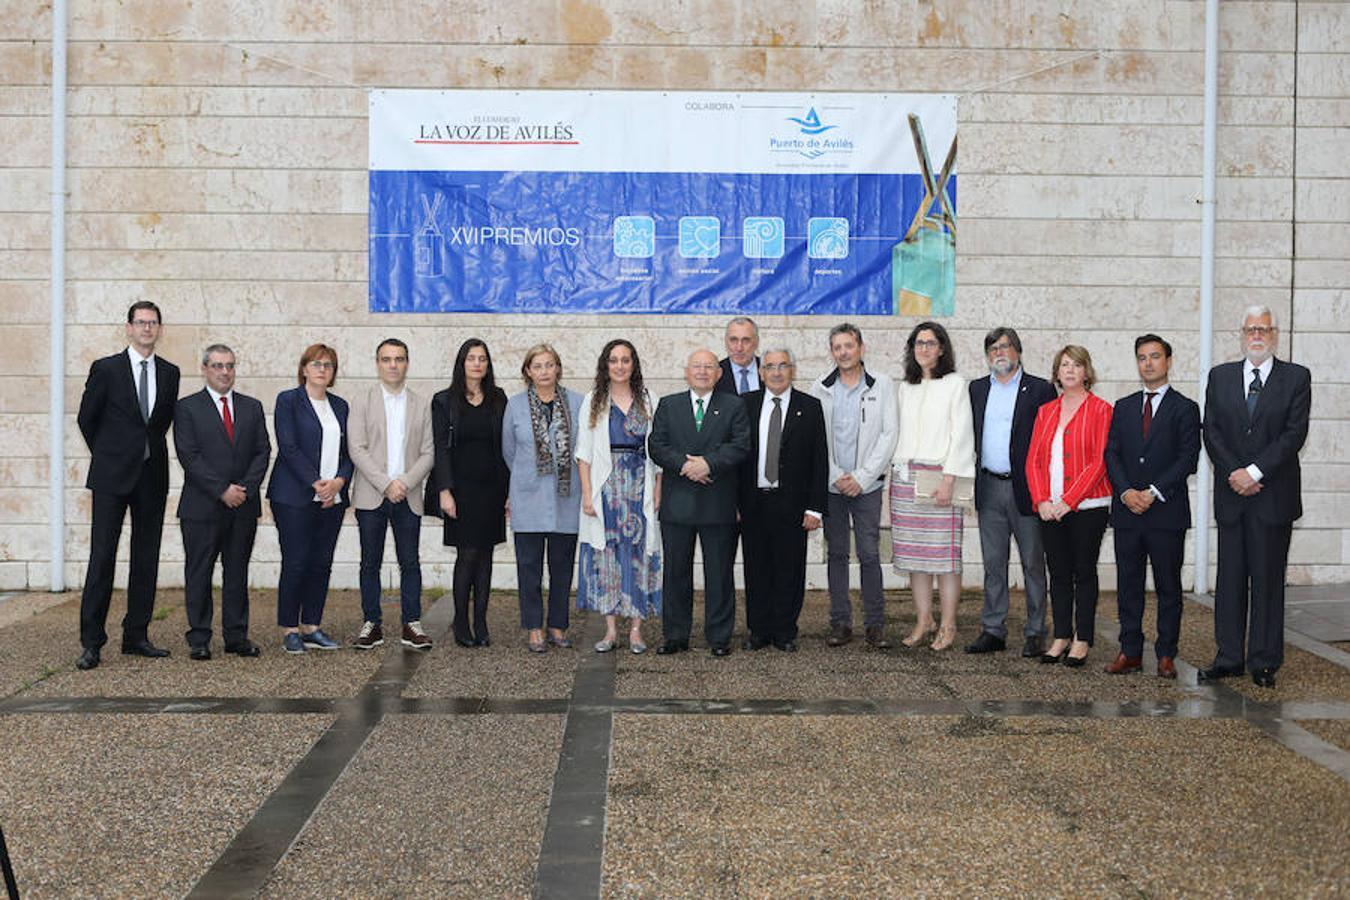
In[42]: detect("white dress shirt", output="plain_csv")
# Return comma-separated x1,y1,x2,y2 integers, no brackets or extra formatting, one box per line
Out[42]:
1142,383,1169,502
756,387,821,520
206,386,235,424
310,395,342,504
127,346,157,411
382,385,408,479
1242,357,1274,482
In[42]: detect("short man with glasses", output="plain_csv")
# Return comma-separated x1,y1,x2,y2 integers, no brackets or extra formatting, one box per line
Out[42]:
75,301,181,670
173,344,272,659
1201,305,1311,689
965,327,1056,657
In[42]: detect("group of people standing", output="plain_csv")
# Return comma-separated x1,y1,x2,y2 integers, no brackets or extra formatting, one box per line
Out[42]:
73,303,1309,689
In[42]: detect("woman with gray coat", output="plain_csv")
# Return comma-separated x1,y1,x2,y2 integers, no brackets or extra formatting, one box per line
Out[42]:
502,344,584,653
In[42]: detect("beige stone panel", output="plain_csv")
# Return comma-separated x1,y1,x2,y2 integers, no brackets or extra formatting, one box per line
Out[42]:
1296,224,1350,261
66,169,366,214
1292,564,1350,585
949,284,1194,329
1296,334,1350,381
0,42,46,84
1297,52,1350,98
0,212,47,250
1295,259,1350,291
1306,463,1350,492
0,86,47,116
0,377,51,414
1299,493,1350,529
0,458,52,487
1293,126,1350,179
64,116,366,170
65,212,366,252
0,249,48,280
958,174,1293,222
0,169,48,213
3,115,48,168
64,249,362,282
1290,289,1350,330
0,413,48,456
65,40,359,88
957,254,1289,289
1299,419,1350,466
1309,385,1350,423
60,85,368,118
962,93,1291,127
1295,178,1350,223
1298,98,1350,128
960,218,1290,258
1297,3,1350,54
1286,529,1342,566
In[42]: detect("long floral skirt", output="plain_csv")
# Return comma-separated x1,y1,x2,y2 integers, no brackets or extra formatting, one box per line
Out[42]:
577,450,661,618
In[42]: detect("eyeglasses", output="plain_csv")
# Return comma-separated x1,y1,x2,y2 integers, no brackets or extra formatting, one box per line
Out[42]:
687,363,719,371
988,341,1014,353
1242,326,1275,337
130,319,160,328
914,339,940,350
761,362,793,372
206,362,235,371
307,360,335,370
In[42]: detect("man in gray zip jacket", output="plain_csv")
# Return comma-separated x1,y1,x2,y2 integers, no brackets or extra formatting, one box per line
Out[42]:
809,324,899,648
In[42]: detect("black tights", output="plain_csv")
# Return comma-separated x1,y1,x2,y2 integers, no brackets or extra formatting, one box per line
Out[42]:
452,546,494,642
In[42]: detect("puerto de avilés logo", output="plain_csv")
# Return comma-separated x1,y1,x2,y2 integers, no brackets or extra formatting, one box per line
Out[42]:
786,108,837,136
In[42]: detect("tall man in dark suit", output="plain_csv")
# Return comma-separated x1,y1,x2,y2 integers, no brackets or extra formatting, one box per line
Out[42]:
1102,334,1201,679
173,344,272,660
1202,305,1311,689
75,300,181,670
715,316,761,395
965,327,1057,657
739,349,828,652
649,348,751,656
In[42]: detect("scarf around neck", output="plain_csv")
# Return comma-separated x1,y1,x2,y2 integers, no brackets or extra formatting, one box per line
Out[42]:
527,384,573,496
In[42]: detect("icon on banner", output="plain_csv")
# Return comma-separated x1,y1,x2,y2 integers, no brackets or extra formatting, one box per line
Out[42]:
678,217,721,259
415,193,445,278
786,107,838,136
742,217,784,259
613,216,656,258
807,218,849,259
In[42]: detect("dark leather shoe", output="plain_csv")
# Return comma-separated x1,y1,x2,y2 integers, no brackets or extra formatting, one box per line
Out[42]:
455,637,477,648
475,636,492,648
1198,663,1243,682
121,639,170,658
742,634,771,651
774,640,798,652
1156,657,1177,679
864,626,892,649
710,644,731,658
1062,653,1087,669
825,624,853,647
965,632,1006,654
656,641,688,655
225,640,261,657
1021,636,1044,658
1103,652,1142,674
1252,668,1276,688
189,646,212,661
76,647,100,670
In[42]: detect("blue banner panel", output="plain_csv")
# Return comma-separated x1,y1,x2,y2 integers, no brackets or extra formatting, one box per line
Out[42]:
369,170,955,315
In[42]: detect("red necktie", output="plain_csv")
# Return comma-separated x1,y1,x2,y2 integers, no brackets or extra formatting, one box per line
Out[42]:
1142,391,1156,439
221,395,235,442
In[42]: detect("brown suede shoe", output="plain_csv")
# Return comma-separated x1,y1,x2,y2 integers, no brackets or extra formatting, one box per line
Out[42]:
1103,652,1142,675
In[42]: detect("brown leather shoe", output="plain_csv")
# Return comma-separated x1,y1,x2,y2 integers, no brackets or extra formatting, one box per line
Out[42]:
1103,652,1142,674
1157,656,1177,679
826,624,853,647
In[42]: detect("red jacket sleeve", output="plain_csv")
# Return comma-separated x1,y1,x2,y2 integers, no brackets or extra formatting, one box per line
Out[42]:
1024,399,1058,508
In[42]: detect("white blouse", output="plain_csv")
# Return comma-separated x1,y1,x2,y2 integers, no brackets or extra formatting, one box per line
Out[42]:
310,396,342,504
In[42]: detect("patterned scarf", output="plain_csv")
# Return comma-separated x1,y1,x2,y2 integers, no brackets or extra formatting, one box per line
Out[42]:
527,384,573,497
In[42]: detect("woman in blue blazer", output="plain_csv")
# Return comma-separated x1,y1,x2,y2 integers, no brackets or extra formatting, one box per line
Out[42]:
267,343,353,654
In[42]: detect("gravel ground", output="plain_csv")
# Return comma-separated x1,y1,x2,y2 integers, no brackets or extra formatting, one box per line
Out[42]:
604,715,1350,897
1297,719,1350,754
259,714,564,898
0,712,332,899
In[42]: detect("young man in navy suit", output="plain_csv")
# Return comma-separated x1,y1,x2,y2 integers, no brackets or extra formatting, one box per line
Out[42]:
1201,306,1311,689
1103,334,1201,678
75,300,181,670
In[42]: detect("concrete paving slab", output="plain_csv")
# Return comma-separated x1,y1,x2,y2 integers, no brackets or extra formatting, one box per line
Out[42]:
259,714,564,898
1298,719,1350,754
0,713,331,899
604,715,1350,897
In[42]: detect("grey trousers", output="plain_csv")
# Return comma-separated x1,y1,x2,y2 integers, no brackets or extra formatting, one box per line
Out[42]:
825,488,886,629
976,474,1048,639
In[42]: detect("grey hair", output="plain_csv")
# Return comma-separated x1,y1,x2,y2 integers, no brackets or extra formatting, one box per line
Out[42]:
201,343,234,365
760,346,797,366
1240,305,1278,328
828,322,862,345
725,316,759,336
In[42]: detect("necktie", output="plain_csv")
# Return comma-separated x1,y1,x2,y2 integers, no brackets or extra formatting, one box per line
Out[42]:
738,367,749,394
695,398,705,432
138,359,150,421
764,396,782,484
221,395,235,442
1142,391,1156,439
1247,370,1262,418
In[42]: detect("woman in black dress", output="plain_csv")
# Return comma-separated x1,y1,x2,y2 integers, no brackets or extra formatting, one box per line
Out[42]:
426,339,509,647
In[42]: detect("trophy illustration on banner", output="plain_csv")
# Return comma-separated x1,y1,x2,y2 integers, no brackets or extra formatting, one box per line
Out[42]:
892,113,956,316
414,192,445,278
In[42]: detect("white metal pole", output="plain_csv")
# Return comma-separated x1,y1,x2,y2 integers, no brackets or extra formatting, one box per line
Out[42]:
1195,0,1220,594
49,0,68,591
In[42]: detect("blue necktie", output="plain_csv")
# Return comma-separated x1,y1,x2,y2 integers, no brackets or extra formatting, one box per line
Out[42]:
738,367,749,394
1246,370,1262,418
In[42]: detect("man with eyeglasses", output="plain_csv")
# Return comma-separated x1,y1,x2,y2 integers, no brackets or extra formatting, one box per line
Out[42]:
1201,305,1311,689
75,301,181,670
965,327,1056,657
172,344,272,660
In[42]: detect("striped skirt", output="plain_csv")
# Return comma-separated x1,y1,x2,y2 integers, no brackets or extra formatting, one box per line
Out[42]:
890,462,963,575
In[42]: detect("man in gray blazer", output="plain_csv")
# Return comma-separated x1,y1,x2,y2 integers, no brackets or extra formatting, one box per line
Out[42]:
173,344,271,659
649,348,752,656
348,338,436,650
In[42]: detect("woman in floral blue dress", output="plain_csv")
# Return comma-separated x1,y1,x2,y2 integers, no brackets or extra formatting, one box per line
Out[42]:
575,339,662,653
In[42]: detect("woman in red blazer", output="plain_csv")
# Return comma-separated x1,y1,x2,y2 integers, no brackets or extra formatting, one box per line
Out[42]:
1025,345,1113,668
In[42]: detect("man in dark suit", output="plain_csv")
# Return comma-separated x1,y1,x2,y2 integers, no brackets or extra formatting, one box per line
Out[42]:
75,300,181,670
739,349,828,652
173,344,271,660
1202,306,1311,689
1102,334,1201,679
649,348,752,656
715,316,761,395
965,327,1057,657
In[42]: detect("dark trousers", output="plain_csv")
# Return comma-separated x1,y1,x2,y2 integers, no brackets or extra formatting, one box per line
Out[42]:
824,488,886,629
661,521,737,648
272,501,344,628
1040,507,1108,645
355,499,422,625
79,466,167,650
1215,513,1291,673
181,513,258,649
1113,526,1185,659
514,532,577,630
976,473,1048,640
452,545,494,642
743,491,809,643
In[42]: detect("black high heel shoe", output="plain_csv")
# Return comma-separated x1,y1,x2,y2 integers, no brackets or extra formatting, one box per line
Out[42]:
1039,645,1070,665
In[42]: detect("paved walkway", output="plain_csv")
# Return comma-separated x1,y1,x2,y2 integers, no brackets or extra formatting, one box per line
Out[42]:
0,588,1347,897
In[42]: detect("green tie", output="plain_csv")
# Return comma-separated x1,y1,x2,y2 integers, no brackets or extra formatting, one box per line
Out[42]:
695,397,705,431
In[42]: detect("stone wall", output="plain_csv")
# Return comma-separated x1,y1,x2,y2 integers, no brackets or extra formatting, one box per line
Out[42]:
0,1,1345,592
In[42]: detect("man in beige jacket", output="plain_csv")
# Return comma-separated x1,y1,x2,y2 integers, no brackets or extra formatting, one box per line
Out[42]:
347,338,435,650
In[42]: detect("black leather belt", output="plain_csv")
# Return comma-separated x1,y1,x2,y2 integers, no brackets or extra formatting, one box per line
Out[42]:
981,468,1011,481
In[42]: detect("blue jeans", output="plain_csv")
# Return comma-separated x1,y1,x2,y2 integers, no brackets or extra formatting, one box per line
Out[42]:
355,499,423,625
273,501,344,629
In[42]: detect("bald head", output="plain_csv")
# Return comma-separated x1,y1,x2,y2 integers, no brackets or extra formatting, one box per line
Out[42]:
685,348,720,393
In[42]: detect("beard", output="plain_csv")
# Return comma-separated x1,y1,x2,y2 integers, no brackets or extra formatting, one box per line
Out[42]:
1245,344,1273,365
989,358,1015,376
